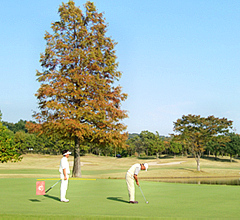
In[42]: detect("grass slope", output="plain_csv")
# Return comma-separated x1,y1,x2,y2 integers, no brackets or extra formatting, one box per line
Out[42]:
2,154,240,179
1,178,240,219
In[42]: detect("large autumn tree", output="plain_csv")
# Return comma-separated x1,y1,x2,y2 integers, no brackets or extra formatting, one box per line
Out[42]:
173,114,232,171
27,1,128,177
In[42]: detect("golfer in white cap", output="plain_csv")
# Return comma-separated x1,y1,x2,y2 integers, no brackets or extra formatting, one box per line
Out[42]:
125,163,148,204
59,149,71,202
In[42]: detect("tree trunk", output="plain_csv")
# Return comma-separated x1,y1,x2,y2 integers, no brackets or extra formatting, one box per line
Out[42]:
72,136,82,177
196,155,201,171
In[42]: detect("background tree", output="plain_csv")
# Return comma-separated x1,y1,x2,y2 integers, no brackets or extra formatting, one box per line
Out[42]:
128,133,139,139
128,135,143,157
14,131,30,154
3,120,28,133
126,137,137,157
169,140,182,158
152,131,165,159
206,140,221,158
0,111,22,163
27,1,128,177
205,135,228,159
140,130,155,156
163,140,170,155
225,133,240,162
173,114,232,171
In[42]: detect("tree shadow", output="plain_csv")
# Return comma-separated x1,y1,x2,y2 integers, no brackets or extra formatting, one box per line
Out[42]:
44,194,60,202
233,157,240,161
138,156,156,160
107,197,129,203
160,155,175,159
178,168,204,173
202,156,237,163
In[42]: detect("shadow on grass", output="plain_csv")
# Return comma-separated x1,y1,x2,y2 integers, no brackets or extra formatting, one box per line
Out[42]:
157,155,182,160
178,168,204,173
138,156,157,160
107,197,129,203
29,199,41,202
44,194,60,202
202,156,237,163
159,155,176,159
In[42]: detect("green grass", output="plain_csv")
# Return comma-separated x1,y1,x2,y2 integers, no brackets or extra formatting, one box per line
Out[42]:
2,154,240,219
1,178,240,219
82,169,126,175
0,169,57,175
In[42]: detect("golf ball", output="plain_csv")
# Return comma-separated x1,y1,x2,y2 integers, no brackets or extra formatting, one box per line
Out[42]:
146,201,149,204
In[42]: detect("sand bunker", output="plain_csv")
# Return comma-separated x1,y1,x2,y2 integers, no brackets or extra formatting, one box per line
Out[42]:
148,161,185,166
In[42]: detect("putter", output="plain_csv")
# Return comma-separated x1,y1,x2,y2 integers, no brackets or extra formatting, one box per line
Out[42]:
139,185,149,204
45,179,61,193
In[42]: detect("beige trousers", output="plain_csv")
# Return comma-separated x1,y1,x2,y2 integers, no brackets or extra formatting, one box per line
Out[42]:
126,173,135,201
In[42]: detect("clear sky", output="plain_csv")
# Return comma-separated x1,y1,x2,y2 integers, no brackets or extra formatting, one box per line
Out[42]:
0,0,240,136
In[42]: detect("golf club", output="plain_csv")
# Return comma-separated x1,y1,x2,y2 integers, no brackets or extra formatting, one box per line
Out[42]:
45,179,61,193
138,185,149,204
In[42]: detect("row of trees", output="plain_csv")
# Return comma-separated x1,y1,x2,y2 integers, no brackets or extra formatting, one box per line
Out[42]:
2,114,240,170
127,132,183,158
1,118,114,156
205,132,240,163
1,118,166,157
127,125,240,171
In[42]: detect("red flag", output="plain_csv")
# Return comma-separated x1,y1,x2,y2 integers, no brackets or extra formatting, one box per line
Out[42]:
36,181,45,195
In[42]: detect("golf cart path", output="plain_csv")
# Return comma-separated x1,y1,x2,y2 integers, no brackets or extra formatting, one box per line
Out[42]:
148,161,185,166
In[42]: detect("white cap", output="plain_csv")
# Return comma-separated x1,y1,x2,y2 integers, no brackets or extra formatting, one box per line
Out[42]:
63,151,71,156
144,163,148,171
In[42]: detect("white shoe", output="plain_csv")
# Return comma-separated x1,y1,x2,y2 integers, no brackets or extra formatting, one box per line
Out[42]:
61,199,69,202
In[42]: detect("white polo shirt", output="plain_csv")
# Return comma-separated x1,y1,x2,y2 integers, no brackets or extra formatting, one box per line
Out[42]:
59,156,70,175
126,164,141,178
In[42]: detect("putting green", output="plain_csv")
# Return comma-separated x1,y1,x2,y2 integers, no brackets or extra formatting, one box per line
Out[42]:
1,178,240,219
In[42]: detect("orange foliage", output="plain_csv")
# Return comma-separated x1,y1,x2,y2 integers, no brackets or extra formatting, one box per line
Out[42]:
32,0,128,161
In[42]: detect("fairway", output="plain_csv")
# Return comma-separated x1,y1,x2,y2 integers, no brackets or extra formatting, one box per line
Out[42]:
1,178,240,219
1,154,240,219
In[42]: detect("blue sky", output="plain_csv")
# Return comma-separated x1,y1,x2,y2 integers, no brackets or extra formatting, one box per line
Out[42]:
0,0,240,136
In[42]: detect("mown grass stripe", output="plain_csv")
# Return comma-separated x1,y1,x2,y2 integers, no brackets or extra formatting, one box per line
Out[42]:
37,178,96,180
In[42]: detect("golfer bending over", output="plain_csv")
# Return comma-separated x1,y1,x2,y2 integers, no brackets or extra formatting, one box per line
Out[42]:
126,163,148,204
59,150,71,202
